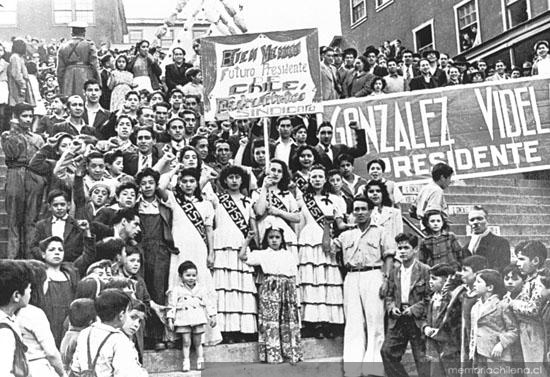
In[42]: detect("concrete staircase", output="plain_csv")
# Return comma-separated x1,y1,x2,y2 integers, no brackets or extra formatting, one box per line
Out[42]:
0,147,7,257
401,176,550,248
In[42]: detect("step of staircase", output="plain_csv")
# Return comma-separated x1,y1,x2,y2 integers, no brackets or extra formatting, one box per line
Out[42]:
144,337,343,374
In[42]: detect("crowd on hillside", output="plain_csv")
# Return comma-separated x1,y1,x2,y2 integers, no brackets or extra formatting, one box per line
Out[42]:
0,21,550,377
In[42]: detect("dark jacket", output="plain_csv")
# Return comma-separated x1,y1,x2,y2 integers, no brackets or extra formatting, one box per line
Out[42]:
30,216,86,262
409,75,439,91
385,260,431,330
462,232,511,272
82,107,111,134
165,62,193,92
315,128,368,169
122,146,162,177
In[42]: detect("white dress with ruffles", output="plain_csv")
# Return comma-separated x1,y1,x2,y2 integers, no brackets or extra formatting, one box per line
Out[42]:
297,193,344,324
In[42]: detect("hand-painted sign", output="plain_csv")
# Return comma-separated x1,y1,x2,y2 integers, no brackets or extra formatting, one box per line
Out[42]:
201,29,321,121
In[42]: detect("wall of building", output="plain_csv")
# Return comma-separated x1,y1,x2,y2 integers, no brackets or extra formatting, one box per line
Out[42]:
339,0,549,58
0,0,126,44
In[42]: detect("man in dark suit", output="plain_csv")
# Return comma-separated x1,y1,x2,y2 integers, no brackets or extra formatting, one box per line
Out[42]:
99,54,113,110
462,206,511,272
30,190,86,262
165,47,193,93
422,49,448,87
82,79,110,134
381,233,430,377
49,95,99,138
124,127,161,177
409,59,439,91
315,120,367,169
401,50,420,91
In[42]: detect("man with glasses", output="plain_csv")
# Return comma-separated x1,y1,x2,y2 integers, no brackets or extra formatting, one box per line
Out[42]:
123,127,161,176
462,206,511,272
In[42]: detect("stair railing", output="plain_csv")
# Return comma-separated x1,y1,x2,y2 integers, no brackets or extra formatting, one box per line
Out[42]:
402,216,426,240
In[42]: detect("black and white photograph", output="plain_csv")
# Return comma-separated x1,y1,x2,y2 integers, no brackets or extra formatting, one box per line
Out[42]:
0,0,550,376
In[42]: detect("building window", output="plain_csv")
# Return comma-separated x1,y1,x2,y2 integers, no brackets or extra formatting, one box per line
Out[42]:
375,0,393,11
53,0,94,25
350,0,366,26
413,20,435,54
161,30,175,48
128,30,144,44
455,0,480,53
0,0,17,26
504,0,529,29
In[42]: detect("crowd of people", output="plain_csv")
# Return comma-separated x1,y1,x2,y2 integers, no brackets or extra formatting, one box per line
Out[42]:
319,38,550,100
0,21,549,377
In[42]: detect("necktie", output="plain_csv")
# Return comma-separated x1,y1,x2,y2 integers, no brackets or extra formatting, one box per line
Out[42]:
141,154,149,168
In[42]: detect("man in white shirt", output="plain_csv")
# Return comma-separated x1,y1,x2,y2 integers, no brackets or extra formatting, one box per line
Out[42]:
384,58,405,94
165,117,186,153
83,80,110,133
71,289,147,377
273,116,297,166
412,162,454,222
123,127,160,176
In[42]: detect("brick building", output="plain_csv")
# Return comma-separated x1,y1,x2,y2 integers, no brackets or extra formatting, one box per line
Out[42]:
0,0,127,44
337,0,550,67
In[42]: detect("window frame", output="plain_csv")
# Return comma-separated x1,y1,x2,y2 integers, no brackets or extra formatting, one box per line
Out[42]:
375,0,394,12
52,0,95,26
412,18,435,54
349,0,367,28
128,29,144,44
454,0,481,54
0,0,18,27
501,0,531,30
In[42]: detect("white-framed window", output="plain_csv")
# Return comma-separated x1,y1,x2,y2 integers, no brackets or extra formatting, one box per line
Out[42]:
161,30,175,48
502,0,530,29
128,29,144,44
375,0,393,11
350,0,367,27
0,0,17,26
412,19,435,54
53,0,94,25
454,0,481,53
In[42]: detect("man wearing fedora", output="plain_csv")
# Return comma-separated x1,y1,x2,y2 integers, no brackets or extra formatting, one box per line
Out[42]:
57,21,100,97
422,49,447,87
363,45,388,77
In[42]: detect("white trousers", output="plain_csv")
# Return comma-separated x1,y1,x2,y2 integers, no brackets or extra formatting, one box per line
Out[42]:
343,269,385,377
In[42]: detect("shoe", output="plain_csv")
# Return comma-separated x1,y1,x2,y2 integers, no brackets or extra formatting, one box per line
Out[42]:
154,342,166,351
182,359,190,372
314,324,325,339
166,341,176,349
196,357,204,370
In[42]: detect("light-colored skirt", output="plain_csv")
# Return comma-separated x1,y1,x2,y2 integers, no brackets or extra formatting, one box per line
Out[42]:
133,76,153,93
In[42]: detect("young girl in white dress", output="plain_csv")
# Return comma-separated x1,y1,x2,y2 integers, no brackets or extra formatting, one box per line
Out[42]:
167,261,217,372
212,165,258,342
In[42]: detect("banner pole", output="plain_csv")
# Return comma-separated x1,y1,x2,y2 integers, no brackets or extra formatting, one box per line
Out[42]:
263,117,270,174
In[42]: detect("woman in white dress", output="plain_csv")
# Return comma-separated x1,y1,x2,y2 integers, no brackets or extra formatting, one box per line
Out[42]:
211,165,258,342
297,165,345,339
159,166,221,346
